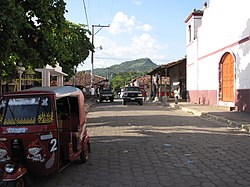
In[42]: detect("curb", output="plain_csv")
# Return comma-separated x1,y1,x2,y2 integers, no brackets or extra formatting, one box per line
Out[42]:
169,103,250,133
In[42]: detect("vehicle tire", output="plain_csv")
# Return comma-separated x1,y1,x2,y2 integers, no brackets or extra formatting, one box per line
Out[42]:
8,177,25,187
139,100,143,105
122,99,126,105
80,141,89,163
110,98,114,102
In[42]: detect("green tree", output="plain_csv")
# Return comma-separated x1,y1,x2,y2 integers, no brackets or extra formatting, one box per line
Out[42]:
0,0,93,85
0,0,66,66
111,71,146,93
60,21,93,78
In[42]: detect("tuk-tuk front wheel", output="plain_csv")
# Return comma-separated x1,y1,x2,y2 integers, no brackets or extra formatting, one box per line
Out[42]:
7,177,25,187
80,141,90,163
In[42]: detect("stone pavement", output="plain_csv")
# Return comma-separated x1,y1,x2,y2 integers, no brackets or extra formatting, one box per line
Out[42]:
84,99,93,114
167,101,250,133
81,101,250,187
85,98,250,133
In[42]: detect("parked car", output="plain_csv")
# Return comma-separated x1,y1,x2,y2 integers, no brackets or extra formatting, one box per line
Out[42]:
98,88,114,102
122,86,143,105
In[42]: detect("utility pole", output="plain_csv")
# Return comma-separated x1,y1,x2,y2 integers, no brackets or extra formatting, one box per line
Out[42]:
91,24,109,87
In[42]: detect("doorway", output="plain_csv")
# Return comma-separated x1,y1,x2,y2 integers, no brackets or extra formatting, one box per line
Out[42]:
220,53,235,102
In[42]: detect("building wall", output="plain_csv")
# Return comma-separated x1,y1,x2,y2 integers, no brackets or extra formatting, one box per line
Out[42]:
186,0,250,111
186,40,198,91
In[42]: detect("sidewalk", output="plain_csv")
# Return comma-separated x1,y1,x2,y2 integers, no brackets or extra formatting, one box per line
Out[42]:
166,100,250,133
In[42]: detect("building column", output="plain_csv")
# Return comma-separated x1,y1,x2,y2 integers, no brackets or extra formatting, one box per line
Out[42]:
42,70,51,87
57,75,64,86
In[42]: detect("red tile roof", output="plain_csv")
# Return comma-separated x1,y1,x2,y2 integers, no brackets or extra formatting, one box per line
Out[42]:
64,71,106,87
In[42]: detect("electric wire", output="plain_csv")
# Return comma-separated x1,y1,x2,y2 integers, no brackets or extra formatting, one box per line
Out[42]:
87,0,91,26
82,0,90,29
97,50,148,63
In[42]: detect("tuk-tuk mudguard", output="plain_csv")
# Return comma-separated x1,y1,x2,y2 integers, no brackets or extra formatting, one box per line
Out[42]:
84,135,90,151
3,164,27,182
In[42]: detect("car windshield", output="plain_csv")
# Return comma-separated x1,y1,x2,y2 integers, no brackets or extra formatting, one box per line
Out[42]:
0,96,53,126
100,89,112,93
124,87,140,91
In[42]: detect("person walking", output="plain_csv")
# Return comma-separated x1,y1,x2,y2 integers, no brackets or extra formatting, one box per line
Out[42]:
82,86,86,101
174,85,180,104
89,86,95,103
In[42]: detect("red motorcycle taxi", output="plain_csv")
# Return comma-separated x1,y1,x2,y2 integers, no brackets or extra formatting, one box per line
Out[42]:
0,86,90,186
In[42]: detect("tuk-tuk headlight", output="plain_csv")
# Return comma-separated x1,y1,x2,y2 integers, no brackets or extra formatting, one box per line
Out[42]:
5,164,15,173
0,149,8,159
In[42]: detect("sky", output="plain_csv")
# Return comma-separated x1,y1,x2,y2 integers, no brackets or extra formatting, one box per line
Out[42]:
64,0,206,71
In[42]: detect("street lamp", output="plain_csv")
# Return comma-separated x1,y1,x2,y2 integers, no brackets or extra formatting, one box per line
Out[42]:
16,62,25,91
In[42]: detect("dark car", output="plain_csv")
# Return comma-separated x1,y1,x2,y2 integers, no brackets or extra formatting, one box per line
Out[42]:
98,88,114,102
122,86,143,105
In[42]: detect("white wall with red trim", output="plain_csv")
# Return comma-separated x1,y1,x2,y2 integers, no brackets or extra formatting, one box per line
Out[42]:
185,0,250,107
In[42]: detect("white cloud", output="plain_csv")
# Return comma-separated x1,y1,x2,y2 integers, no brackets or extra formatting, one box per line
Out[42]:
109,12,136,34
85,33,167,69
131,33,166,56
140,24,152,32
78,12,167,71
78,34,167,71
109,12,153,35
133,0,142,6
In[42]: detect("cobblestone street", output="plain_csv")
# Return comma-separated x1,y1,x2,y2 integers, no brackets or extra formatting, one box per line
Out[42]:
34,101,250,187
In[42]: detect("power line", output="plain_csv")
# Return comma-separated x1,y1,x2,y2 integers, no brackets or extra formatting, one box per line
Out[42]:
87,0,91,26
82,0,89,28
99,51,126,62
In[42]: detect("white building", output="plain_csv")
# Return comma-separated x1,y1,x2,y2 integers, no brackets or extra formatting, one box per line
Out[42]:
185,0,250,112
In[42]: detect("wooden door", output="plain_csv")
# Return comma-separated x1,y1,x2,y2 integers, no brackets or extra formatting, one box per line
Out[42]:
221,53,234,102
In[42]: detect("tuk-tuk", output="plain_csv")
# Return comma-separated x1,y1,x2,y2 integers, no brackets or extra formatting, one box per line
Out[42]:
0,86,90,186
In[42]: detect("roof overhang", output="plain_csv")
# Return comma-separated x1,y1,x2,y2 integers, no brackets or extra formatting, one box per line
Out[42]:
147,58,186,76
185,10,203,23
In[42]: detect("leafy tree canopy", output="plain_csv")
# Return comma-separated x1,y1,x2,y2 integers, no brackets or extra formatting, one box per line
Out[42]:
0,0,93,81
111,71,146,93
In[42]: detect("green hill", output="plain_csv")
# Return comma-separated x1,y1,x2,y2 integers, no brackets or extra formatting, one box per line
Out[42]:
93,58,158,78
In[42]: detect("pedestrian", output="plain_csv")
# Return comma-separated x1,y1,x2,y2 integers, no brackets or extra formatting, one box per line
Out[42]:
82,86,86,100
174,85,180,104
89,86,95,103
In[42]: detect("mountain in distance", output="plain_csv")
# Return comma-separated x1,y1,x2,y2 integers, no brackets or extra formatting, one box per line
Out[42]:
93,58,159,78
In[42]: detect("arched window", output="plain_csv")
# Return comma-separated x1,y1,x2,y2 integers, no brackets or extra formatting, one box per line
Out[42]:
188,25,192,42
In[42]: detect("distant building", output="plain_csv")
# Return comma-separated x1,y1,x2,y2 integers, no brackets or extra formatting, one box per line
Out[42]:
147,58,186,100
65,71,106,88
185,1,250,112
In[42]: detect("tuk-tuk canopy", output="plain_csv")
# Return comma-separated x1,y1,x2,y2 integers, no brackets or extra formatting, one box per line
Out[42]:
0,86,84,126
24,86,82,99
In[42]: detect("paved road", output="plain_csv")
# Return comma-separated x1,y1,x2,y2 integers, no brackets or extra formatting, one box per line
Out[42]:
34,100,250,187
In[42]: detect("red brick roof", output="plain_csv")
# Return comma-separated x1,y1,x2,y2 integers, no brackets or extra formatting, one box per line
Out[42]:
64,71,106,87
